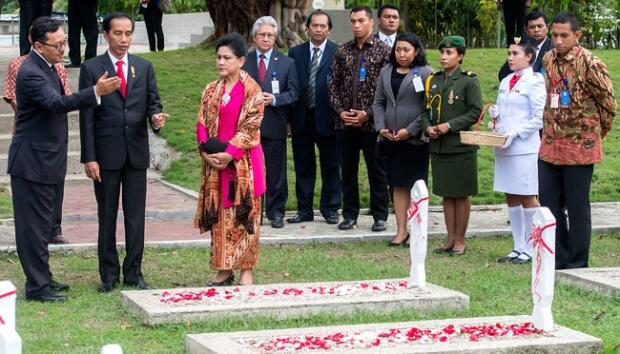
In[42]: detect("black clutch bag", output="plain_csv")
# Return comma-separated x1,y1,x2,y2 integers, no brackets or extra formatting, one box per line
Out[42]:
200,137,228,154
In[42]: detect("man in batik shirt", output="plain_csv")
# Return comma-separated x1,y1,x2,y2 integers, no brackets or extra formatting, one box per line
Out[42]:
539,12,616,269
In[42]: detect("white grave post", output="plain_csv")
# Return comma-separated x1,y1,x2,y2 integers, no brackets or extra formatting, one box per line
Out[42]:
101,344,123,354
408,180,429,288
528,207,556,332
0,281,21,354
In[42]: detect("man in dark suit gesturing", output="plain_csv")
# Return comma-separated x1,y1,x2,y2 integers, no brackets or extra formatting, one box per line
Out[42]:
288,10,340,225
79,13,167,293
243,16,299,229
9,17,119,302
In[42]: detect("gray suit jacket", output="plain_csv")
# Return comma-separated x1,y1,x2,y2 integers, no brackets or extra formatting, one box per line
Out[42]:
372,64,433,145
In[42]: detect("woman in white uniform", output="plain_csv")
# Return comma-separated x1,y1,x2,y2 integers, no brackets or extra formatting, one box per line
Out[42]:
492,36,546,264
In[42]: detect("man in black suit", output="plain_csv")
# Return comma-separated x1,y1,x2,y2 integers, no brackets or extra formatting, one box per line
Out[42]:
79,13,166,293
499,11,553,81
18,0,53,55
375,4,399,48
243,16,299,229
66,0,99,68
9,17,119,302
287,10,340,225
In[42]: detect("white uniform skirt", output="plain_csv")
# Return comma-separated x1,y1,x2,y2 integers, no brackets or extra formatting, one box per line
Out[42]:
493,153,538,195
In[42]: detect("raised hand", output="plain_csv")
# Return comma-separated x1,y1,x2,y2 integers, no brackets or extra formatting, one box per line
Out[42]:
94,71,121,96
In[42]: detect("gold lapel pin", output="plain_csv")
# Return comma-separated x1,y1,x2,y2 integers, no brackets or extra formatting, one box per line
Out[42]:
131,66,136,78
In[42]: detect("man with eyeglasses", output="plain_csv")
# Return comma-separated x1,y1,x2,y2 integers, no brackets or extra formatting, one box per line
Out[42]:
8,16,120,302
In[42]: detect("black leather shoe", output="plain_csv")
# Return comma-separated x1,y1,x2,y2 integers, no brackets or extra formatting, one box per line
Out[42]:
124,279,151,290
371,220,387,232
388,233,410,247
64,62,81,68
26,290,68,302
271,217,284,228
338,218,357,230
287,213,313,223
449,247,467,256
49,235,69,244
324,214,339,225
207,272,234,287
432,246,452,254
50,279,70,292
97,282,118,293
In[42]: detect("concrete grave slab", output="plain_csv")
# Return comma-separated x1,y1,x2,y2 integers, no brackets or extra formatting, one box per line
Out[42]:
185,315,602,354
556,267,620,296
121,279,468,326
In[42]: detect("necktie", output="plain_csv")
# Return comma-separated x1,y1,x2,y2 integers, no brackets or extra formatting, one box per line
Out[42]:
258,54,267,83
51,65,63,94
116,60,127,98
307,47,320,109
509,74,520,91
384,37,391,47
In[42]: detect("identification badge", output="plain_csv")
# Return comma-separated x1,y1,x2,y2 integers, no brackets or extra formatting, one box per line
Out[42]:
550,93,559,108
271,80,280,94
413,76,424,92
560,88,570,108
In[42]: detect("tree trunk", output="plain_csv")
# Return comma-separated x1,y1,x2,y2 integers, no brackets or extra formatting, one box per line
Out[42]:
203,0,307,48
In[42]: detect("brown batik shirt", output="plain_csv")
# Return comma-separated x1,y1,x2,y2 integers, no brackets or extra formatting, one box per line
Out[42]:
540,46,616,165
328,35,390,132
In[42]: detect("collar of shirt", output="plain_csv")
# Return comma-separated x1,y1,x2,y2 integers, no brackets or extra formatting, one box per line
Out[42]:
257,48,273,65
309,39,327,61
536,38,546,52
378,31,396,46
551,45,581,65
108,51,129,79
33,49,54,69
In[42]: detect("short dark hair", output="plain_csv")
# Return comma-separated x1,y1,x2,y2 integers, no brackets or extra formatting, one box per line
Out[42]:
216,32,247,58
526,11,547,25
30,16,61,44
511,36,538,64
350,6,372,19
389,32,427,68
102,12,135,33
306,9,333,30
553,12,580,32
378,4,400,18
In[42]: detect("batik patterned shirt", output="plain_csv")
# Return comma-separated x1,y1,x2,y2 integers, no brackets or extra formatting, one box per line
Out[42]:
540,46,616,165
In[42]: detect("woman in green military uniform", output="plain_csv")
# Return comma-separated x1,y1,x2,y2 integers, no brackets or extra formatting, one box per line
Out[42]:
422,36,482,256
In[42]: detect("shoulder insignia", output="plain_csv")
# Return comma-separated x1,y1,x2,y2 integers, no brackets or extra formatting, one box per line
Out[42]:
463,71,476,77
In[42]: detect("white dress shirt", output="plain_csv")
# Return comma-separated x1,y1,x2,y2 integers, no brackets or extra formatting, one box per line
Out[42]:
378,31,397,48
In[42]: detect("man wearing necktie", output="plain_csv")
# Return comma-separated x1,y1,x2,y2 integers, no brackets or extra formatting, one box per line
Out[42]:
242,16,299,229
375,4,400,48
288,10,341,225
78,13,168,293
9,17,120,302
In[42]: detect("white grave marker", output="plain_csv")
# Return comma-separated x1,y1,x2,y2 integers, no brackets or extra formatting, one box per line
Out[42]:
408,180,429,288
0,281,21,354
528,207,556,332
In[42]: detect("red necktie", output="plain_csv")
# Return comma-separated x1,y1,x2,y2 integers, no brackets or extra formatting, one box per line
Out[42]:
116,60,127,99
509,74,521,91
258,54,267,83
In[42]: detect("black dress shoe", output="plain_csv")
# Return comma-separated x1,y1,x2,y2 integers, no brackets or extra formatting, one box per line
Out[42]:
388,233,410,247
49,235,68,244
26,290,68,302
324,214,339,225
338,218,357,230
124,279,151,290
371,220,387,232
207,272,234,287
287,213,313,223
271,217,284,228
65,62,81,68
50,279,70,292
97,282,118,293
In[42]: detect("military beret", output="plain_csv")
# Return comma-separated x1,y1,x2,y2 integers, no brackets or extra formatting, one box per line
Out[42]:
438,35,466,48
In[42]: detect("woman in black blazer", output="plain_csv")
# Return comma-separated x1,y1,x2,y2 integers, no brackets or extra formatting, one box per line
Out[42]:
373,33,433,247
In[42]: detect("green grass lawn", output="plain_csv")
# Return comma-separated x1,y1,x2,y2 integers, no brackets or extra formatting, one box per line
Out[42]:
0,185,13,218
141,47,620,209
2,234,619,353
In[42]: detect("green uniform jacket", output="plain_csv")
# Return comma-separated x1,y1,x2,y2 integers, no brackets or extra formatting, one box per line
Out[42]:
421,67,483,154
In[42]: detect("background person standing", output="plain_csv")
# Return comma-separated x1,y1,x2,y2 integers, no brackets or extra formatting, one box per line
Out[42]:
66,0,99,68
139,0,165,52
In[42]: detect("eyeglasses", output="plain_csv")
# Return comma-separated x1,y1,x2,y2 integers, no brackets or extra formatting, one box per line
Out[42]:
39,40,68,50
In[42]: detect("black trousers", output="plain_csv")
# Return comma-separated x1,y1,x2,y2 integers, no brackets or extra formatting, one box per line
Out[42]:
538,160,593,269
143,5,164,52
18,0,53,55
94,163,147,285
67,0,99,65
291,109,341,218
11,176,60,297
503,0,525,45
339,130,388,221
51,180,64,237
261,137,287,220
